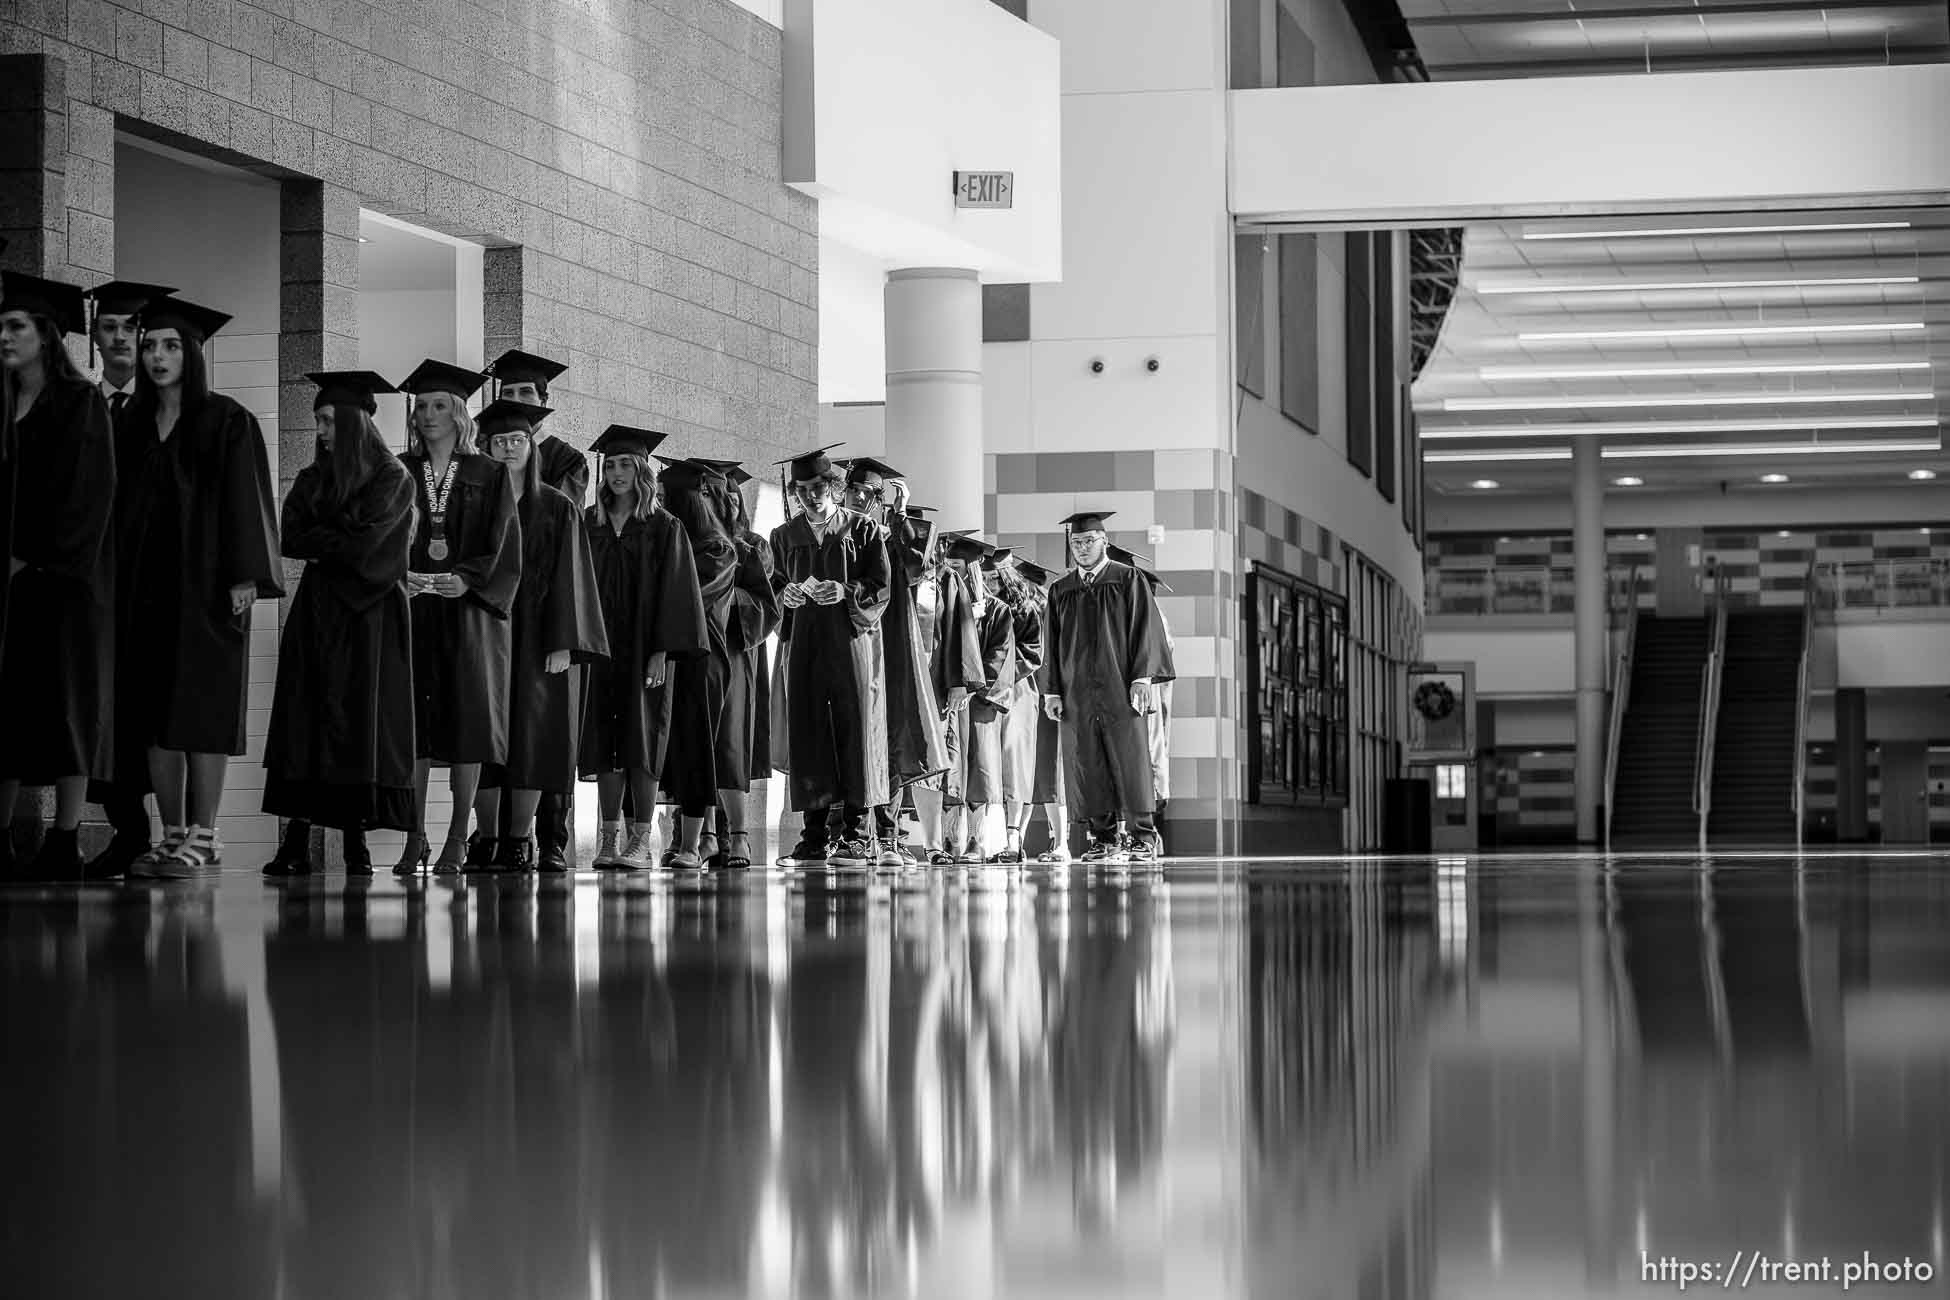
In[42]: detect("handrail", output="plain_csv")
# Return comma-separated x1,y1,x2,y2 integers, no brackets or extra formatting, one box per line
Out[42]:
1694,564,1731,850
1603,565,1644,852
1792,558,1816,848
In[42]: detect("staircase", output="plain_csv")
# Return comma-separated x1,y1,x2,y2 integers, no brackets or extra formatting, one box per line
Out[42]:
1706,609,1805,846
1610,615,1710,848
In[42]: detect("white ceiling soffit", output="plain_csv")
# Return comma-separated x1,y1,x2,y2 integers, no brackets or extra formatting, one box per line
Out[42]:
1401,0,1949,82
1411,208,1949,497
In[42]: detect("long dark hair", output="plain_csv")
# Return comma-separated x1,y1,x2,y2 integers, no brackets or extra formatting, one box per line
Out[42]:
663,471,735,553
992,560,1045,613
1,313,86,401
130,324,211,419
316,404,391,510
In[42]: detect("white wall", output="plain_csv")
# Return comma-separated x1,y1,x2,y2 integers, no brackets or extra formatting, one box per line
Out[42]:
361,289,457,446
1831,622,1950,690
785,0,1061,283
1420,627,1576,696
817,237,890,403
115,137,283,852
1231,63,1950,223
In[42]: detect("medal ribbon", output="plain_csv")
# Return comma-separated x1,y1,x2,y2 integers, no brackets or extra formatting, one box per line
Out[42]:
422,459,458,532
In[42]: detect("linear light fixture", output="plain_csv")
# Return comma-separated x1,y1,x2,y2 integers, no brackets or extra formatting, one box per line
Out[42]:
1442,392,1931,413
1518,322,1927,343
1523,221,1912,241
1428,438,1940,464
1477,275,1918,296
1422,415,1942,440
1478,360,1932,381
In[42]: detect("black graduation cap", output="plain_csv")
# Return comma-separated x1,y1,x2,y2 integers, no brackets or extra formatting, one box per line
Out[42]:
487,348,567,390
475,398,551,440
981,545,1015,569
653,455,721,489
591,424,667,459
1013,558,1055,587
844,456,901,486
1060,510,1115,533
0,271,88,336
307,370,398,414
141,295,232,343
774,442,845,481
399,358,488,400
1108,543,1172,593
85,279,176,319
905,504,937,518
941,532,993,564
689,456,744,478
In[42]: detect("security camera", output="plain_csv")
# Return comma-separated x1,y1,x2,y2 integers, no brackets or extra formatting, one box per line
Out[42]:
1145,357,1161,373
1089,358,1105,374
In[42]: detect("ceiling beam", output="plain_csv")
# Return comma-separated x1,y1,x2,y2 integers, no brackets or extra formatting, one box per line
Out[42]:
1407,0,1944,27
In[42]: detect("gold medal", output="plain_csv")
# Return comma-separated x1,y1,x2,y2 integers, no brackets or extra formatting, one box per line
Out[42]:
429,538,449,561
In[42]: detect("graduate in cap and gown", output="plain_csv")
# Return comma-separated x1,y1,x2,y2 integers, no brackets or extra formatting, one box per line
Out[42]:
1041,511,1174,863
465,399,609,871
704,461,779,869
261,372,418,876
916,518,988,863
113,296,284,880
484,347,589,861
989,550,1051,864
0,272,117,879
79,279,172,875
1014,556,1073,861
395,359,521,876
579,426,708,870
768,443,893,866
1110,543,1176,852
939,533,1015,863
843,457,947,866
653,454,741,869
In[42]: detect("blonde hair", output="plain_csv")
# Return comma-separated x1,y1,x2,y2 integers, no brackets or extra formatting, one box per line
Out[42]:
406,395,476,457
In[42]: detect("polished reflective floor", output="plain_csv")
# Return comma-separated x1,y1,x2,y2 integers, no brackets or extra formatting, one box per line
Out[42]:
5,853,1948,1298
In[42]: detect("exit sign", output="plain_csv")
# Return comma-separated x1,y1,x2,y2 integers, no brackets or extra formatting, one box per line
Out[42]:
954,170,1014,209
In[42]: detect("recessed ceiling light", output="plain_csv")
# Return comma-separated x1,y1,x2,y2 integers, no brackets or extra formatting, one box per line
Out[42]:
1471,479,1500,490
1777,530,1792,538
1613,476,1643,487
1922,527,1933,535
1909,469,1937,481
1518,322,1926,344
1443,392,1928,413
1635,533,1649,540
1761,473,1790,483
1478,360,1932,381
1477,275,1917,296
1423,415,1940,440
1522,221,1912,241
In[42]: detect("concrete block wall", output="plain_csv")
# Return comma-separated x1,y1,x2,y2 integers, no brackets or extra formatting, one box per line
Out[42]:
1,0,817,462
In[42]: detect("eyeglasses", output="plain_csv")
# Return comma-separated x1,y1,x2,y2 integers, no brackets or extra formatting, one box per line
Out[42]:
487,433,531,450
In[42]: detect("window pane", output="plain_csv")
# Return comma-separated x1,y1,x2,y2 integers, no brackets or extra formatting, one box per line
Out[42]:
1345,233,1374,478
1236,234,1266,396
1230,0,1263,90
1279,233,1319,432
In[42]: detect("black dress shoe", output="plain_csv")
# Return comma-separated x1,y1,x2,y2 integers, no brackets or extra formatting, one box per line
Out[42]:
463,834,500,872
503,838,537,872
262,822,314,878
537,840,569,873
32,827,84,881
84,832,149,881
343,830,373,876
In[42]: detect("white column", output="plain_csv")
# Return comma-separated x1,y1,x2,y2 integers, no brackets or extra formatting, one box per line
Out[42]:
1574,438,1606,844
884,268,983,529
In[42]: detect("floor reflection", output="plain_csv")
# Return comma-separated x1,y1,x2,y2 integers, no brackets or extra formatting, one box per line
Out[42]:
3,854,1948,1298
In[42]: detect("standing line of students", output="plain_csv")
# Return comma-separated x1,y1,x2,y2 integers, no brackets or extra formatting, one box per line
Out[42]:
1,268,1177,879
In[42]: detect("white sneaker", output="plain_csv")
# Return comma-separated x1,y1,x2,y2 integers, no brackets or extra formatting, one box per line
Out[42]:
593,826,623,868
617,826,656,871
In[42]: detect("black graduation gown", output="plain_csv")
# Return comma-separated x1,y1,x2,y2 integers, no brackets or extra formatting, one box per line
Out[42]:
262,457,417,831
578,506,708,780
719,532,780,793
533,434,589,506
1042,561,1176,822
662,489,740,811
400,451,522,763
954,596,1016,806
769,509,892,812
881,514,946,789
1002,602,1045,803
115,392,284,757
0,376,115,784
498,482,608,793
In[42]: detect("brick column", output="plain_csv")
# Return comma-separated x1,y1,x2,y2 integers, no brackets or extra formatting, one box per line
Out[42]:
483,245,525,371
277,179,360,866
0,53,113,284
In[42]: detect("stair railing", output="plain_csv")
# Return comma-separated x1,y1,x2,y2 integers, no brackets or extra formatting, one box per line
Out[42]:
1694,564,1731,850
1792,559,1816,848
1603,565,1645,852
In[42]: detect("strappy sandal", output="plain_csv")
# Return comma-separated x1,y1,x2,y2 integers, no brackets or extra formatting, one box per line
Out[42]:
392,831,430,877
431,836,467,875
990,847,1025,864
153,825,222,880
128,826,188,879
928,850,957,865
721,832,752,870
1036,848,1072,864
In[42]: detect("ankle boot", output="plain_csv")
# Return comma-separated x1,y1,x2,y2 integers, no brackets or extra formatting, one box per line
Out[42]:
263,821,314,877
343,829,373,875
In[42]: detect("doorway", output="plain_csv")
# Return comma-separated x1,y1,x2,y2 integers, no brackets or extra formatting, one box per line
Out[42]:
1879,741,1929,845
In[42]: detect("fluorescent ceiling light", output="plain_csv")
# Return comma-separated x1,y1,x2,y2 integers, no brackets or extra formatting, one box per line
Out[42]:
1519,322,1926,343
1760,473,1790,483
1470,479,1500,489
1428,439,1939,464
1479,360,1932,381
1614,476,1643,486
1523,221,1912,241
1910,469,1938,480
1478,275,1917,296
1424,415,1941,440
1443,392,1929,413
